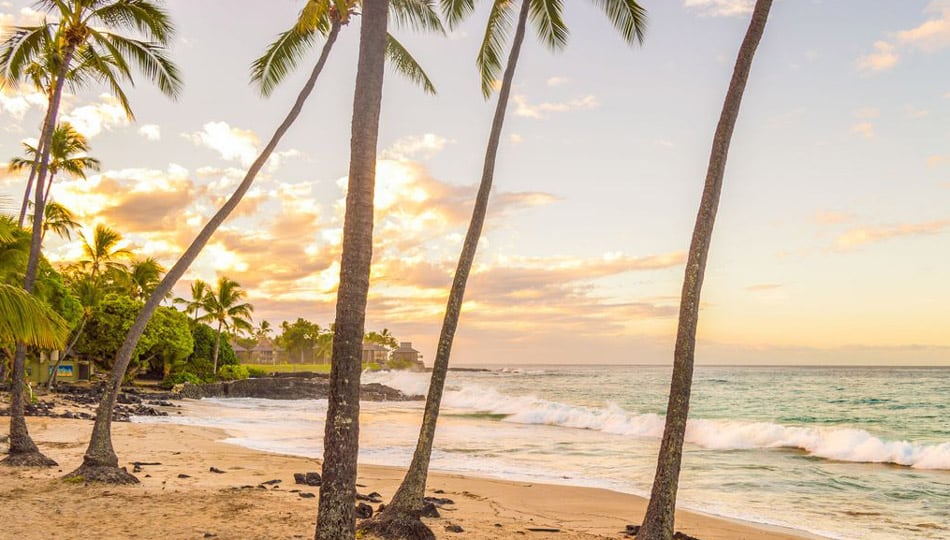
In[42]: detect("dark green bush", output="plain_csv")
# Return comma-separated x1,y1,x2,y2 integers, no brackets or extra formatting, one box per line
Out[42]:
218,364,249,381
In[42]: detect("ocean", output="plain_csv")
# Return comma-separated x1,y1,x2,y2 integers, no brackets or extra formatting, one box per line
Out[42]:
135,365,950,540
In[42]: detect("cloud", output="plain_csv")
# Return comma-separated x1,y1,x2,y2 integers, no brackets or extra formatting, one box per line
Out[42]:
508,133,523,144
850,122,875,139
834,220,950,250
184,121,260,166
928,155,948,167
546,76,570,87
381,133,451,161
61,94,129,138
813,210,853,225
857,41,899,72
746,283,782,292
0,87,47,120
512,94,599,119
896,1,950,52
683,0,753,17
138,124,161,141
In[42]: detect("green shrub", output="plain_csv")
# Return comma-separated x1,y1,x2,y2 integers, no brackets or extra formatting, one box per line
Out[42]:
218,364,249,381
245,366,269,378
161,371,202,389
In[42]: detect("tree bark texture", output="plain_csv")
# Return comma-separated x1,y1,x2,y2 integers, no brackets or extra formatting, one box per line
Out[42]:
315,3,389,539
66,23,341,483
636,2,773,539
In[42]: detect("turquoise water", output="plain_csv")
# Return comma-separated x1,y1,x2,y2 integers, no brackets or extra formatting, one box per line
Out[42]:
137,365,950,539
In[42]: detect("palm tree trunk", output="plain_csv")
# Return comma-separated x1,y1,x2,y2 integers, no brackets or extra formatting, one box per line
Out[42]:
64,22,342,485
17,106,52,228
364,1,531,534
315,3,389,539
212,320,222,376
635,2,773,539
3,44,76,468
368,1,530,531
41,172,56,214
47,314,87,391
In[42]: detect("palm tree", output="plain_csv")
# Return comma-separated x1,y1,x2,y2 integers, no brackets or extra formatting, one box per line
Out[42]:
635,2,773,539
32,200,82,242
0,283,68,351
79,224,131,283
121,258,166,301
173,279,209,322
67,0,440,486
0,0,180,468
316,1,392,538
199,277,253,375
254,320,272,340
361,1,646,536
10,122,100,210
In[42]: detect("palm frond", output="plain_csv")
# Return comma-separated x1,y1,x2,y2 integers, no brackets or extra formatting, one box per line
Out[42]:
386,33,436,95
0,24,54,88
93,31,182,98
587,0,647,46
439,0,476,29
529,0,568,51
89,0,176,45
250,25,318,97
476,0,517,98
296,0,332,33
0,283,69,349
390,0,446,34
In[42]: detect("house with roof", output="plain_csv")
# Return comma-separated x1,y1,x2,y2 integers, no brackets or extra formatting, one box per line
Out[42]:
390,342,424,371
361,341,390,366
248,337,283,364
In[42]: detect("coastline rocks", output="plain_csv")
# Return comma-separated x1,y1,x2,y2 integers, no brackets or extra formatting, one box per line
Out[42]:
294,472,322,486
355,502,374,519
180,377,422,402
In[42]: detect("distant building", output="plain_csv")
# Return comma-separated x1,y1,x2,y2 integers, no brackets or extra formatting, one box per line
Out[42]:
361,342,390,366
231,343,250,363
249,337,282,364
391,342,424,371
25,351,93,384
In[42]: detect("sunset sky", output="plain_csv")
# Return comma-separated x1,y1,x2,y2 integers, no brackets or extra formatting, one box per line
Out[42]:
1,0,948,366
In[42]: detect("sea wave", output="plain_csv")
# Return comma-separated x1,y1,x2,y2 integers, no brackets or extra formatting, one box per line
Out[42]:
364,370,950,470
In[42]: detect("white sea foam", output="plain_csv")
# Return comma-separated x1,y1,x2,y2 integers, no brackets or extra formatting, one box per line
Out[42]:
363,370,950,470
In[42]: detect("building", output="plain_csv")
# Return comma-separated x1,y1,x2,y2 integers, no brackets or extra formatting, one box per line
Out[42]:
249,337,282,364
391,342,424,371
25,351,93,384
361,342,390,366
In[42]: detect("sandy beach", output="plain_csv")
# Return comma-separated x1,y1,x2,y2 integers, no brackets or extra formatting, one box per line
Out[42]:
0,414,819,540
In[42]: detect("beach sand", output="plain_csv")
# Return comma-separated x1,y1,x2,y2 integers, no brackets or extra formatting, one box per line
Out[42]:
0,415,818,540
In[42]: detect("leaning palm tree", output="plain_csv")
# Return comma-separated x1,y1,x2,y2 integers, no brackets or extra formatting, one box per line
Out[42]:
66,0,438,486
360,1,646,537
0,0,180,468
10,122,100,210
198,277,253,375
173,279,210,322
635,2,774,539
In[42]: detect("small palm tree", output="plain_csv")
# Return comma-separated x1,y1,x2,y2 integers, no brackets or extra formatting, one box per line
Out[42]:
254,320,272,340
361,1,646,536
123,258,166,301
636,3,774,539
173,279,209,322
28,201,82,242
79,224,131,283
199,277,253,375
10,122,100,213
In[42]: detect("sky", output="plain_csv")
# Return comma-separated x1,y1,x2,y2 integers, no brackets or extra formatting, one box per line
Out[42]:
0,0,948,366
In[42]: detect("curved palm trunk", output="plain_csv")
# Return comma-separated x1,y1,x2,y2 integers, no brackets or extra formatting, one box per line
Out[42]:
212,320,223,375
4,45,76,468
635,2,773,539
17,106,53,228
64,23,342,484
41,172,57,214
362,2,531,537
315,3,389,539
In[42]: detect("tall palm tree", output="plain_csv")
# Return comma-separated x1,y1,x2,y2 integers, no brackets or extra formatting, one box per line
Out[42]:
173,279,209,322
361,1,646,536
0,0,180,468
316,1,391,537
254,320,272,340
635,2,773,539
67,0,441,486
10,122,100,210
199,277,253,375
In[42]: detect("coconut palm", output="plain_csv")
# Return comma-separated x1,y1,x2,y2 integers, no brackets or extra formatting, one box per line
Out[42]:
635,2,773,539
316,1,392,537
122,258,166,301
10,122,100,211
0,0,180,468
173,279,209,322
254,320,272,340
32,200,82,242
360,1,646,537
66,0,441,486
78,224,131,283
0,283,68,351
198,277,253,375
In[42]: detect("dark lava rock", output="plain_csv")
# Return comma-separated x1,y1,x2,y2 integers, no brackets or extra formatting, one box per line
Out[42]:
177,474,191,479
294,472,322,486
298,492,316,499
261,479,282,485
179,377,422,401
355,502,373,519
424,496,455,506
625,525,640,536
444,524,464,533
420,502,440,518
209,467,225,474
673,533,702,540
356,492,383,503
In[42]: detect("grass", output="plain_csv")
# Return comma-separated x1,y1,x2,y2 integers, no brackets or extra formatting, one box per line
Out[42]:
240,363,384,374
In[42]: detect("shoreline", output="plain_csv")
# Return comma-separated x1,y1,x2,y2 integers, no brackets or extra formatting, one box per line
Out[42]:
0,416,822,540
